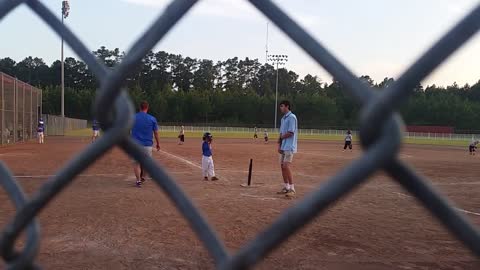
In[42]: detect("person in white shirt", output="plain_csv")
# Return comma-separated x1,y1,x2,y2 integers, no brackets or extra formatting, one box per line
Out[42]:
344,130,353,151
178,126,185,145
469,139,479,155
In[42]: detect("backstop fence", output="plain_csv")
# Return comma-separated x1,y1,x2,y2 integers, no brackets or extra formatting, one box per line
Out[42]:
0,72,87,143
0,72,41,145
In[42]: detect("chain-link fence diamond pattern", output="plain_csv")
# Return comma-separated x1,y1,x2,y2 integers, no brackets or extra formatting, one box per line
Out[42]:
0,0,480,269
0,72,42,144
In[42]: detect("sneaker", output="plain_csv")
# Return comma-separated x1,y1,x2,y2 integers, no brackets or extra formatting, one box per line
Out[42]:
277,187,289,194
211,176,219,181
204,177,209,181
135,181,142,188
141,177,146,183
285,189,296,198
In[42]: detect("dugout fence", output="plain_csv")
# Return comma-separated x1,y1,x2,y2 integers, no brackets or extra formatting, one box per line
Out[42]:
0,72,88,143
0,1,479,269
0,72,41,145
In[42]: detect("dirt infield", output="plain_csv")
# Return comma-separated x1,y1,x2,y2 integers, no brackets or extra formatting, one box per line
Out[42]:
0,136,479,269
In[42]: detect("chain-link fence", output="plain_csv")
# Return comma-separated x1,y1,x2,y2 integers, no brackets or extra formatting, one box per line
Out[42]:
160,125,479,142
1,0,480,269
0,72,42,145
0,72,86,141
41,114,87,136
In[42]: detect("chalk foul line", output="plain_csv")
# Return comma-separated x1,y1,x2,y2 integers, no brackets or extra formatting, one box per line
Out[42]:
391,192,480,216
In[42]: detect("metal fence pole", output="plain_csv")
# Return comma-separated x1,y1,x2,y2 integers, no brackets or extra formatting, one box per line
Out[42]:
30,87,33,140
36,90,38,136
13,78,16,143
40,89,43,116
22,83,25,142
1,73,3,145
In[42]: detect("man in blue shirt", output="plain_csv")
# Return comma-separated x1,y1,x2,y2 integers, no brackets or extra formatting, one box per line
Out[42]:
277,100,298,198
132,101,160,187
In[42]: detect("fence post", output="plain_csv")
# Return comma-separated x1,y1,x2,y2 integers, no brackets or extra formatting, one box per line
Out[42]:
40,89,42,117
34,90,36,138
21,83,24,142
34,90,39,137
30,86,32,140
1,73,3,145
13,78,16,143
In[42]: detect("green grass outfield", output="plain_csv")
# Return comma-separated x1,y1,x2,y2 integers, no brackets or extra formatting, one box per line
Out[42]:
66,128,469,147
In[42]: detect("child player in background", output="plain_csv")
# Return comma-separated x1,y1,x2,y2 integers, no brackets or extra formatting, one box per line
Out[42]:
344,130,353,151
92,119,100,143
37,118,45,144
469,139,479,155
254,126,258,140
178,126,185,145
264,129,269,144
202,132,218,181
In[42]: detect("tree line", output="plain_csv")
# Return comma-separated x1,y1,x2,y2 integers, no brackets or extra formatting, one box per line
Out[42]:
1,46,480,131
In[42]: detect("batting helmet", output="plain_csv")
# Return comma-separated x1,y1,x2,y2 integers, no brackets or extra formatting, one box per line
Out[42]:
203,132,213,141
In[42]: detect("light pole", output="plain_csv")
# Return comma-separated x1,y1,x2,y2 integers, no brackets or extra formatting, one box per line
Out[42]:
267,54,288,131
61,1,70,118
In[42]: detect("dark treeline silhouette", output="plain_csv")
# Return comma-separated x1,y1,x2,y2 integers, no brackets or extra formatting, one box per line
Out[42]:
1,46,480,130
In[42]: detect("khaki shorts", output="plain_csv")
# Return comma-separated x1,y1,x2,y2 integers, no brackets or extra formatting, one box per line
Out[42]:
133,146,153,164
279,150,294,164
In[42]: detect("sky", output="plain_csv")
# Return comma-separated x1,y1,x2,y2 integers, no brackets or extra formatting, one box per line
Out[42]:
0,0,479,87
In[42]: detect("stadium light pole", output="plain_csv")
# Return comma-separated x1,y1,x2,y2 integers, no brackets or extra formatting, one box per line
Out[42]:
61,1,70,118
267,54,288,131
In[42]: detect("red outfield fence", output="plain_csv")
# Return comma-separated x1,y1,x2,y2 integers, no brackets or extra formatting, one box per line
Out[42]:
406,126,455,134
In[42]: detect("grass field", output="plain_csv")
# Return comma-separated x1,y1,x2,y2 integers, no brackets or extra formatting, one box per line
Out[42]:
66,128,470,147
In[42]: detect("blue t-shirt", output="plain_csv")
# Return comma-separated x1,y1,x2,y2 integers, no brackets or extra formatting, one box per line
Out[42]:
92,120,100,131
37,123,44,133
132,112,158,146
202,141,212,157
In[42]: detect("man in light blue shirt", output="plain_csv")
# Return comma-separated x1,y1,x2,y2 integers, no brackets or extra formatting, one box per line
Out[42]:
277,100,298,198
